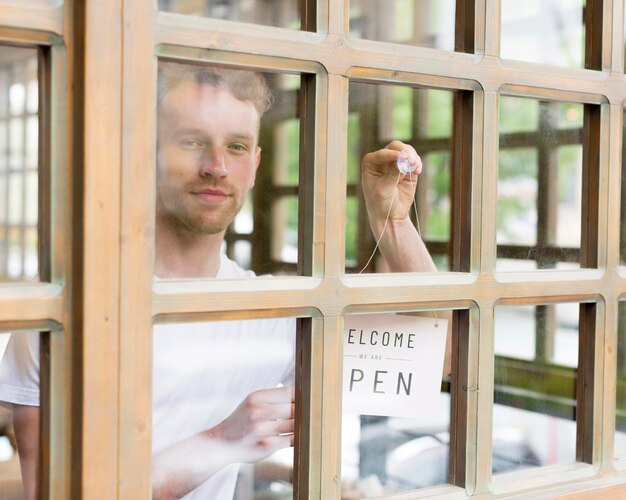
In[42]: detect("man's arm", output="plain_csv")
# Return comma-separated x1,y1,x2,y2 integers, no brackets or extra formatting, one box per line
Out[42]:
152,386,294,499
12,404,39,500
361,140,436,273
361,140,452,374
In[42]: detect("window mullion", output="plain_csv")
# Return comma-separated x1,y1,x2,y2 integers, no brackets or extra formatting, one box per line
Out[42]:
71,0,123,497
477,0,500,57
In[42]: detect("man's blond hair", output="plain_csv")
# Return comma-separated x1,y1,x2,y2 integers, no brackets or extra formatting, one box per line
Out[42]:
157,61,273,118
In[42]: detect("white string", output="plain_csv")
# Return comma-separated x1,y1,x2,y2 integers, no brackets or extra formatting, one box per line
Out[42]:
407,171,438,326
358,172,402,274
358,163,439,326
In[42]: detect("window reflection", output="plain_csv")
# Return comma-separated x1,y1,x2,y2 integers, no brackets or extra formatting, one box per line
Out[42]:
497,97,584,272
350,0,455,50
341,310,452,494
493,304,579,474
0,46,39,282
346,81,454,273
501,0,585,68
152,318,296,499
156,62,302,278
0,330,42,499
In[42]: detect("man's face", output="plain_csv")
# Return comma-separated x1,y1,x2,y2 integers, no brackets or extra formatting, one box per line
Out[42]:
156,81,261,235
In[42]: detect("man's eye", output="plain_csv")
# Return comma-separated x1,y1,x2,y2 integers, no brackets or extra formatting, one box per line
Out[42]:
180,139,203,149
230,143,247,152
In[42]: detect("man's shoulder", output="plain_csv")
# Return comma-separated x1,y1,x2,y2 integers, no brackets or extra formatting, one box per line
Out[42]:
217,254,256,279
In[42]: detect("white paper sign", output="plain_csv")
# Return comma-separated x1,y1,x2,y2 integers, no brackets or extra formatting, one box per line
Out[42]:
342,313,448,420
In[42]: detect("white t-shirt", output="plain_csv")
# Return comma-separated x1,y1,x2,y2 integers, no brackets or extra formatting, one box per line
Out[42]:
0,254,296,499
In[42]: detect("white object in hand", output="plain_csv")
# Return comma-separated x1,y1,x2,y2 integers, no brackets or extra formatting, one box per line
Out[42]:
396,151,415,174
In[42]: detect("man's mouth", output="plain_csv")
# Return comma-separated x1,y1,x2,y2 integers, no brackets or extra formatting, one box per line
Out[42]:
191,188,230,203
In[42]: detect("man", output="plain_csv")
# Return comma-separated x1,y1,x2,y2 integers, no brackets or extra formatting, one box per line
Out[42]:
0,62,436,499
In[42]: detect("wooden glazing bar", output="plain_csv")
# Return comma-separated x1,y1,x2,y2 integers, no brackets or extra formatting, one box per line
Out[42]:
448,308,470,487
586,0,605,71
601,299,618,469
152,271,620,321
327,0,347,35
117,0,155,497
480,0,500,57
347,68,479,92
500,84,608,106
467,96,483,275
70,0,123,497
320,315,342,499
450,90,473,273
472,306,495,494
478,91,497,272
38,46,51,283
156,11,626,99
577,302,600,463
156,44,323,77
0,0,64,38
297,74,317,277
608,0,624,72
46,325,72,500
0,27,61,47
39,330,51,499
595,104,613,271
294,317,322,498
492,462,598,494
299,0,318,32
455,0,475,54
0,283,62,322
251,126,274,274
323,74,347,277
598,105,626,269
354,81,377,272
581,104,602,268
45,28,71,497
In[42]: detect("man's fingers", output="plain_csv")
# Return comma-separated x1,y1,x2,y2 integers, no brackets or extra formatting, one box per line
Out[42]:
250,386,293,404
274,418,294,435
363,144,421,176
257,434,293,451
253,417,294,438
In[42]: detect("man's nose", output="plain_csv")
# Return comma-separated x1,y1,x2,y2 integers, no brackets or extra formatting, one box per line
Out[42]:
199,147,228,177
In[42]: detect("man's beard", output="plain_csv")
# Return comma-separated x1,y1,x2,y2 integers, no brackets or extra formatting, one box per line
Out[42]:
158,193,245,235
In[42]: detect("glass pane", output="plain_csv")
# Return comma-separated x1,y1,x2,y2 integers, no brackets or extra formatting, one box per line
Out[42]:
497,97,584,272
152,317,296,498
493,303,579,475
350,0,455,51
501,0,585,68
346,81,453,273
341,310,452,494
0,46,39,282
158,0,300,30
617,302,626,459
156,61,303,278
0,330,42,499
